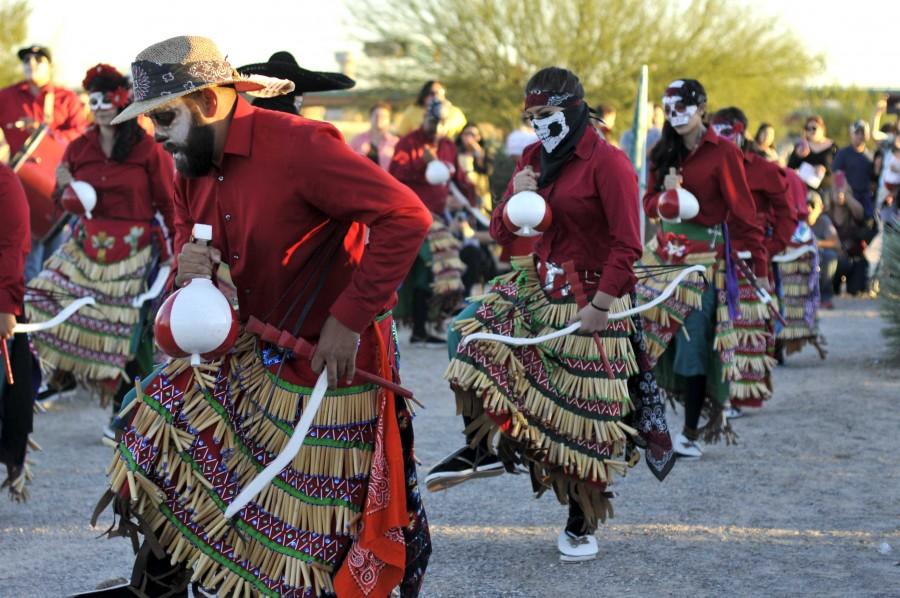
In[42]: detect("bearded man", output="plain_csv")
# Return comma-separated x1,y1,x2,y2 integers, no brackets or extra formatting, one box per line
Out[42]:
75,36,432,598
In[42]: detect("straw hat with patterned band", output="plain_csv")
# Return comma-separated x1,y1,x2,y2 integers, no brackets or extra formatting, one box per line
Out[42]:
111,35,295,125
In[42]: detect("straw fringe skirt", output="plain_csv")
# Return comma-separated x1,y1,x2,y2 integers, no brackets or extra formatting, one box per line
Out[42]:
445,256,651,528
99,327,428,598
26,235,153,398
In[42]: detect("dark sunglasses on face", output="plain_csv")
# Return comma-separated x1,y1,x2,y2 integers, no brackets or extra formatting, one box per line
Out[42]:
805,125,818,132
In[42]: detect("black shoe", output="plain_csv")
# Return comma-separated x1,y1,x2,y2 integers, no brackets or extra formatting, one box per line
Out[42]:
409,334,445,346
424,446,505,491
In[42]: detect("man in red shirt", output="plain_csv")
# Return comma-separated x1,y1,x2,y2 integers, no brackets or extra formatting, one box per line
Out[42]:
0,45,87,155
0,45,88,282
0,162,34,502
82,36,432,598
390,99,474,343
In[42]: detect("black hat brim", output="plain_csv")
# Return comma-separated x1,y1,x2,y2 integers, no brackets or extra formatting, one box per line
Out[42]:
17,46,51,62
237,61,354,94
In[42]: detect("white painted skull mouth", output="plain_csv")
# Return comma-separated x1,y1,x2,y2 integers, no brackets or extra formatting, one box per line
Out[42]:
532,111,570,153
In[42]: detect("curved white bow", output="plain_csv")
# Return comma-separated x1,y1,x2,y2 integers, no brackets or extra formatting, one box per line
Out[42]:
224,369,328,519
17,297,97,334
772,244,816,263
131,265,172,308
461,264,706,348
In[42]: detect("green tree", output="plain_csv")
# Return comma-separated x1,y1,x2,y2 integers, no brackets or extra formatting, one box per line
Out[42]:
358,0,821,132
0,0,30,87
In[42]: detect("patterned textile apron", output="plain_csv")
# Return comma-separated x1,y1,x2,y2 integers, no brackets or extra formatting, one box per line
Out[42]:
445,255,675,530
636,221,772,439
27,218,165,401
100,313,431,598
395,216,465,324
774,222,824,357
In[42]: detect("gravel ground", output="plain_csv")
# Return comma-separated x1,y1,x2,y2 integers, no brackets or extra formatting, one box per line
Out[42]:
1,297,898,597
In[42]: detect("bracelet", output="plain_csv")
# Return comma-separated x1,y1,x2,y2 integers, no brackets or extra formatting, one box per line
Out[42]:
590,301,609,312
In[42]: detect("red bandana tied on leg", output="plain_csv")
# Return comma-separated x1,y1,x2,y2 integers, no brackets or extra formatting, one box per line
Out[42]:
334,320,408,597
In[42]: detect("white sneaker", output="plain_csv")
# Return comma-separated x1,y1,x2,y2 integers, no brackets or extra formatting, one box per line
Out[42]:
557,528,598,563
723,406,743,419
673,433,703,459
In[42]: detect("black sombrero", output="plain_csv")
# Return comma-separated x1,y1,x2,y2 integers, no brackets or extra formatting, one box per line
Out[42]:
238,51,354,95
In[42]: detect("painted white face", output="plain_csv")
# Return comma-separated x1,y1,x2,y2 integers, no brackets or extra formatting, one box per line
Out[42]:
532,111,570,153
663,94,697,128
88,91,115,112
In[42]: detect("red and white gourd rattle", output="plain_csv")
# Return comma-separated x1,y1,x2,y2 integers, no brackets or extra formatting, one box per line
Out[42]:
60,181,97,219
657,168,699,223
502,190,553,237
154,223,238,365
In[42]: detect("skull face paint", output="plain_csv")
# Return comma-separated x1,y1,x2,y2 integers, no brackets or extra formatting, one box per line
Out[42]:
532,111,570,153
663,79,702,128
711,118,745,146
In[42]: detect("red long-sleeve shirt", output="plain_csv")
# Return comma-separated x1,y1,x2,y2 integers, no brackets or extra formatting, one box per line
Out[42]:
388,127,473,215
172,97,431,337
644,126,767,276
491,130,642,298
743,152,797,257
0,82,88,155
0,164,31,315
62,127,175,231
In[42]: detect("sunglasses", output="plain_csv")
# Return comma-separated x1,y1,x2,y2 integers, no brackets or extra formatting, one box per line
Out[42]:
805,125,818,132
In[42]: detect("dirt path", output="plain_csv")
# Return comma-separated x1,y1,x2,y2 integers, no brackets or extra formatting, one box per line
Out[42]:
1,297,897,597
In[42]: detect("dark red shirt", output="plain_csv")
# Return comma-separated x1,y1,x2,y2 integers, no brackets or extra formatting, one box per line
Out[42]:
491,130,642,298
644,126,767,276
0,164,31,315
62,127,175,231
389,127,473,215
0,82,88,155
743,152,797,257
172,97,431,336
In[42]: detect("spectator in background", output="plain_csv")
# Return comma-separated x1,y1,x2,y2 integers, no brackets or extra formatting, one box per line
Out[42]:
396,80,468,138
455,122,497,295
808,191,839,309
754,122,779,162
788,115,837,194
619,103,664,161
349,102,397,170
829,176,871,296
872,96,899,149
504,113,538,158
832,120,875,217
593,104,617,145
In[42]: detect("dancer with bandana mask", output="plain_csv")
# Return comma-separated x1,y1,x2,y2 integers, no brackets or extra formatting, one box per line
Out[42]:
390,98,475,344
427,67,676,563
637,79,768,458
711,107,797,417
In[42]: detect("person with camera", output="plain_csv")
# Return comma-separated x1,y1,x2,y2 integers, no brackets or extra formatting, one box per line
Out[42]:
830,173,873,296
389,95,475,344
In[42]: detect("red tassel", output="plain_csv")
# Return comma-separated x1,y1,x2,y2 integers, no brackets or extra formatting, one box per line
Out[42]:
1,341,13,386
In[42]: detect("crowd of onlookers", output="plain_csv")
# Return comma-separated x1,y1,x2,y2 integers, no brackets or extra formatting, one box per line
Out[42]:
347,81,900,308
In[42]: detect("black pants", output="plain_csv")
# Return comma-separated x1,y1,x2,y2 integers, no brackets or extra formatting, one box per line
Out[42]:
459,244,497,297
833,255,868,295
0,334,35,469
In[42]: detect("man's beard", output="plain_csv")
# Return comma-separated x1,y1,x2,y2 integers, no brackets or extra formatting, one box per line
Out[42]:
167,119,215,178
